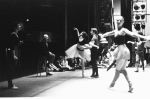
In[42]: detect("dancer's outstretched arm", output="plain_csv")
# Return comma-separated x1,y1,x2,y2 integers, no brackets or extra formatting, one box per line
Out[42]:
127,41,136,44
99,31,115,38
123,28,147,40
89,41,99,49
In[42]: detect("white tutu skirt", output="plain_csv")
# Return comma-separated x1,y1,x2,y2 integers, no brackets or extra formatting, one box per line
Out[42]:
65,44,91,62
113,44,130,60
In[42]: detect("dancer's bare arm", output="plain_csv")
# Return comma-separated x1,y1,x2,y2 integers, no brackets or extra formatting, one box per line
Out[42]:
74,27,80,37
127,41,136,44
89,40,99,49
99,31,115,38
123,28,147,40
84,44,92,49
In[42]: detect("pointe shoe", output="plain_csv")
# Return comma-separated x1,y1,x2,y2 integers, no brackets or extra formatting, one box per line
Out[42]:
128,84,133,92
109,83,115,88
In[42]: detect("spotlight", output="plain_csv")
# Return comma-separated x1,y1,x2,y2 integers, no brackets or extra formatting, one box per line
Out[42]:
141,3,146,10
133,3,140,11
134,23,141,31
141,14,145,20
26,19,29,21
141,24,145,29
135,15,140,20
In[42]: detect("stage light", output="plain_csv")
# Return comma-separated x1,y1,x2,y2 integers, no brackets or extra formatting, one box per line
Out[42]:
141,14,145,20
135,15,140,20
133,2,146,11
141,4,145,9
141,2,146,10
141,23,145,29
134,23,141,31
133,14,146,22
26,19,29,21
133,2,140,11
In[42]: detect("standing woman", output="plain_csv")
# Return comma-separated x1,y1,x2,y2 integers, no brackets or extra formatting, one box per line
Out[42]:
65,28,92,77
6,22,24,89
101,16,149,92
89,28,100,78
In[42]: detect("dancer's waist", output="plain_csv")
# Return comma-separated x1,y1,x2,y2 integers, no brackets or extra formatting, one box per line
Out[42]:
77,47,84,51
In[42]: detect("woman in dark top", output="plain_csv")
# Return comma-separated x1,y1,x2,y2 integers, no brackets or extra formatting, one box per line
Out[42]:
6,22,24,90
65,28,92,77
89,28,100,78
101,16,149,92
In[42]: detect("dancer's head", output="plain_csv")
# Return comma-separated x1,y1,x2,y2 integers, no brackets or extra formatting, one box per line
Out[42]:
79,31,88,42
115,16,124,29
90,28,98,35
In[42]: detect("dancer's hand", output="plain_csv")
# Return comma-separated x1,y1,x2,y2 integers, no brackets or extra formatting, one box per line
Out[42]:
145,36,150,41
74,27,78,30
97,46,99,49
127,41,131,43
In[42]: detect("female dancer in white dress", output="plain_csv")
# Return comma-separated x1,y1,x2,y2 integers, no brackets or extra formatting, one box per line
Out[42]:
101,16,149,92
65,28,92,77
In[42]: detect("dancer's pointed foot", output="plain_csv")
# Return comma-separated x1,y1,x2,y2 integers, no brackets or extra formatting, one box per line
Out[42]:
128,84,133,92
109,83,115,88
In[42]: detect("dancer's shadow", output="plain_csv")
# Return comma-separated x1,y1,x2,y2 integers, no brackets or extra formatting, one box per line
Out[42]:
107,87,133,93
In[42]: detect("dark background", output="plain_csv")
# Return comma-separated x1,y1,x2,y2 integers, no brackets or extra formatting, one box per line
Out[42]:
0,0,133,81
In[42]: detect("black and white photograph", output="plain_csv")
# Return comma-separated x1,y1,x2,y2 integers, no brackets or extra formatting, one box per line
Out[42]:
0,0,150,99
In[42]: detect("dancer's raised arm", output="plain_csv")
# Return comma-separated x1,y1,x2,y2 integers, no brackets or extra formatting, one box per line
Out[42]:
74,27,80,37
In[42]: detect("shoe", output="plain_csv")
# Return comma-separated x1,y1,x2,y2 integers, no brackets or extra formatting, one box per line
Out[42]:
128,83,133,92
109,83,115,88
134,70,139,72
8,85,18,90
46,72,53,76
94,75,99,78
90,75,94,77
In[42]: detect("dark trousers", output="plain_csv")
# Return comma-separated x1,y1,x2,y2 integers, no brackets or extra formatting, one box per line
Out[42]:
46,51,55,64
91,47,99,76
6,50,17,87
